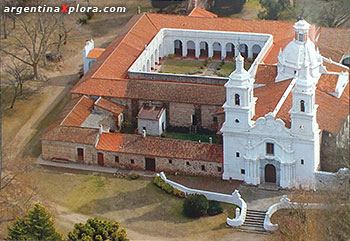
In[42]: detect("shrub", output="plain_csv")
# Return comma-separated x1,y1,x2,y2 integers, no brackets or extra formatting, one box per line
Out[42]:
168,54,175,59
78,17,88,24
161,182,174,194
129,173,139,180
183,194,209,218
207,200,223,216
173,188,186,198
153,176,164,187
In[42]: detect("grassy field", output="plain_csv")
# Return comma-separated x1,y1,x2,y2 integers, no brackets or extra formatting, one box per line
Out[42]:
32,168,239,240
218,62,252,76
164,132,217,144
160,59,205,75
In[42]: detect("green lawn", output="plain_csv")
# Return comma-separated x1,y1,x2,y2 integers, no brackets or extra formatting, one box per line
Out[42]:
164,132,217,144
32,169,238,240
217,62,252,76
160,59,205,75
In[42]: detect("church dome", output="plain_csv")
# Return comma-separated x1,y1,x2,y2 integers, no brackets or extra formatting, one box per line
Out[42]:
276,19,322,81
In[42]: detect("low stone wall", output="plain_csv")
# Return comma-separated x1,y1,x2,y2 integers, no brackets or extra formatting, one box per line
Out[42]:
158,172,247,227
264,195,327,232
315,168,350,191
128,71,228,85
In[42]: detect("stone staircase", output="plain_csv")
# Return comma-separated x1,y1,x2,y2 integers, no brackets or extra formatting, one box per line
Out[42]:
238,209,268,234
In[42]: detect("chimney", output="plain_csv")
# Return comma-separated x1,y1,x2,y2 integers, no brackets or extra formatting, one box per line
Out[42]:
209,137,212,144
142,129,147,138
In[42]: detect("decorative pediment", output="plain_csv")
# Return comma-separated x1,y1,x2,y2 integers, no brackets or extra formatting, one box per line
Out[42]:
252,113,291,137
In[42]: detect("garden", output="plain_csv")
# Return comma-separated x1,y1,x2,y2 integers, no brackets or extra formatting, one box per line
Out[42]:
159,58,206,75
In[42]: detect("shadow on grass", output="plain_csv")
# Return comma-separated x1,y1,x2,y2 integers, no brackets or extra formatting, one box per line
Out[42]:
75,182,195,224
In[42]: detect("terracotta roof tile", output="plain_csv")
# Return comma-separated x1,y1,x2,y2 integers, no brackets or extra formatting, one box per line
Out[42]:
255,64,277,84
137,105,165,120
188,7,218,18
87,48,105,59
96,132,223,163
61,96,95,127
95,97,125,114
41,126,98,145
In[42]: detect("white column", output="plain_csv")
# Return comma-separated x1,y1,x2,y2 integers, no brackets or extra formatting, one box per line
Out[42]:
195,41,200,58
221,43,226,60
208,42,213,58
182,40,187,57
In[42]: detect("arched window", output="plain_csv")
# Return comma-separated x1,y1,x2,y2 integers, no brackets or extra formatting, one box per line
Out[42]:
235,94,240,106
300,100,305,112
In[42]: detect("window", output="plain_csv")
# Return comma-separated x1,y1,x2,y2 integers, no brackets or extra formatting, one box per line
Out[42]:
241,169,245,174
77,148,84,161
298,33,304,42
300,100,305,112
266,143,274,155
130,159,135,164
235,119,240,123
235,94,240,106
115,156,119,163
162,122,165,132
213,116,218,122
201,165,206,171
169,159,172,164
236,152,240,158
217,166,222,172
301,159,304,165
186,161,190,166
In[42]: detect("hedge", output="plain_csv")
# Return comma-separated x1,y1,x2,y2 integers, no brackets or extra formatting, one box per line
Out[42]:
153,176,186,198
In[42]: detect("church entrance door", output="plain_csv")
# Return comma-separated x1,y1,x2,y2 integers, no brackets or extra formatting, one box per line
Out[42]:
265,164,276,183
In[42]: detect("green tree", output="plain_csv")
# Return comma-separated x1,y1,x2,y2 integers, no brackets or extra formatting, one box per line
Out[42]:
258,0,291,20
183,194,209,218
7,203,62,241
67,218,129,241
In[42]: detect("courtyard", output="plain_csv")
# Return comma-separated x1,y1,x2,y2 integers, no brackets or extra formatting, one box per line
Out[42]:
156,57,253,77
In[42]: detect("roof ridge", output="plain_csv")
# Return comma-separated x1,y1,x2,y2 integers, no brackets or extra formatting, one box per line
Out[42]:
60,95,88,126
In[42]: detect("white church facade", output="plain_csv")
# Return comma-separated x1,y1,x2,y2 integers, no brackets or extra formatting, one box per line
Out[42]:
221,20,346,189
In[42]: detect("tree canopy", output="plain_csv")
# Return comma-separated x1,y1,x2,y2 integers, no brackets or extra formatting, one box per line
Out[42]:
67,218,129,241
7,203,62,241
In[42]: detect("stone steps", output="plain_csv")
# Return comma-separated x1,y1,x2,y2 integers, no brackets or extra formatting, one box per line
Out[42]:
237,209,269,234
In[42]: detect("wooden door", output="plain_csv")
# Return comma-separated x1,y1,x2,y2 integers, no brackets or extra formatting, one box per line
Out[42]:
98,152,104,166
265,164,276,183
77,148,84,162
145,158,156,171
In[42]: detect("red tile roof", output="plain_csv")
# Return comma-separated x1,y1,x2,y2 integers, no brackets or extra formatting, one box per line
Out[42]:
87,48,105,59
95,97,125,115
255,64,278,85
189,7,218,18
60,96,95,127
137,105,165,120
70,12,349,135
41,126,98,145
96,132,223,163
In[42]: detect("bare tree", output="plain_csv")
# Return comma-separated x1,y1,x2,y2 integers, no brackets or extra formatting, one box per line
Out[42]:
0,11,61,80
318,0,350,28
5,60,31,109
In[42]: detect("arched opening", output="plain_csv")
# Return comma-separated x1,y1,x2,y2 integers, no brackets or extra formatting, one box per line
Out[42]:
235,94,240,106
239,44,248,58
342,57,350,68
187,41,195,58
174,40,183,56
146,60,150,72
155,49,159,65
213,42,222,60
199,41,208,58
265,164,276,183
252,44,262,60
151,54,154,70
300,100,305,112
159,44,162,62
226,43,235,60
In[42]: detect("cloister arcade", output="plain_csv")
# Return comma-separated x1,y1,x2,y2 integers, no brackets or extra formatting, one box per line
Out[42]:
171,39,262,61
129,29,271,73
